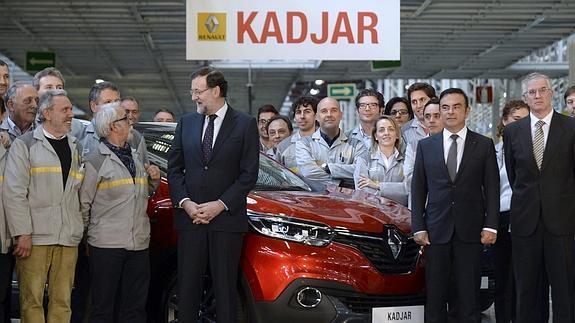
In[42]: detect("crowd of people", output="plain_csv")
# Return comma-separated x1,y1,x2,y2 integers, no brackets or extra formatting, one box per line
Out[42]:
2,57,575,323
256,72,575,323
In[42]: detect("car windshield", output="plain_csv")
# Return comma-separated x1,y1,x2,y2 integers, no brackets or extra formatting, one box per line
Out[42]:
141,123,312,192
255,155,311,191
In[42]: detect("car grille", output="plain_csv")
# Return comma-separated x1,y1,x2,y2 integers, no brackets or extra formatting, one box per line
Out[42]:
325,289,426,314
332,226,420,275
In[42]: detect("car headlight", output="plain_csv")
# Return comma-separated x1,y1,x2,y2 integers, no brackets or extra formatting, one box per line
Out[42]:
248,212,335,247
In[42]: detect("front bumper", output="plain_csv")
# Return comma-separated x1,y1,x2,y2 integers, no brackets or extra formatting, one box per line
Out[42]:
248,278,425,323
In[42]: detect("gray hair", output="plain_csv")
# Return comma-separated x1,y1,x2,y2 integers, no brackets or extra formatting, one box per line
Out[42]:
521,72,552,94
4,81,32,104
88,81,120,106
37,89,68,124
94,101,121,138
33,67,65,90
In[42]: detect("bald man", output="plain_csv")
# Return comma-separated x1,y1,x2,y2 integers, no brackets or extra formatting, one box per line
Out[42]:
296,97,368,188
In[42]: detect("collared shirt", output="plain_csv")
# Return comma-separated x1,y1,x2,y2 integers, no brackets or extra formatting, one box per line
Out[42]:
42,127,66,140
381,148,400,170
530,110,553,147
495,141,511,212
442,127,468,173
2,116,34,139
201,102,228,147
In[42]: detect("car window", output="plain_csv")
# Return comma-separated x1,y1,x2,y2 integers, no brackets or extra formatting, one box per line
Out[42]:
256,155,311,192
140,124,311,192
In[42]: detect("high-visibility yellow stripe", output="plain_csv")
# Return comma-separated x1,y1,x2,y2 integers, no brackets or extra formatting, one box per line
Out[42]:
30,167,84,180
97,177,147,190
30,167,62,174
0,176,3,182
69,171,84,180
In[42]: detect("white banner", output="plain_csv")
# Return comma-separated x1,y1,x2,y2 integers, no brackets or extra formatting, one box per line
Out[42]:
186,0,400,61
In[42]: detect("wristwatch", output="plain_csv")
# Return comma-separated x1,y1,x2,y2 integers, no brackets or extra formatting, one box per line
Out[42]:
321,163,331,174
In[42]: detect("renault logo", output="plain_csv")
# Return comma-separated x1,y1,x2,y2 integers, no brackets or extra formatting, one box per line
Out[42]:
197,13,226,41
386,228,404,260
204,15,220,33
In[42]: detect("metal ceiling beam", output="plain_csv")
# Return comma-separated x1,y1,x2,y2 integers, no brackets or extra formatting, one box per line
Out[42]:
130,4,186,114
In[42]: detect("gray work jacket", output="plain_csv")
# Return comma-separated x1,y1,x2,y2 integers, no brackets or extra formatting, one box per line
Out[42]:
80,142,159,251
3,126,84,246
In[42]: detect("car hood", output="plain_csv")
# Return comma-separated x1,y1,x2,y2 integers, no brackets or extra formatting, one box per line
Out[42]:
248,186,412,234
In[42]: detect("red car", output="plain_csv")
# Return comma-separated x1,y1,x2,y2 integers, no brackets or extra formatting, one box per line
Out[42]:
139,122,426,323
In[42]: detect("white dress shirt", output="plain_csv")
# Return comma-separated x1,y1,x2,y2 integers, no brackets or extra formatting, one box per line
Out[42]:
201,102,229,146
442,127,467,173
529,110,553,147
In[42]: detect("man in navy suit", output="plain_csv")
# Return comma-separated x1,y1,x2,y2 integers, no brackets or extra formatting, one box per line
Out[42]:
411,88,499,323
504,72,575,323
167,67,259,323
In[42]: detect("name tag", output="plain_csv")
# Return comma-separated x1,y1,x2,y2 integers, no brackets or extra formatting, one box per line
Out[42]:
372,305,424,323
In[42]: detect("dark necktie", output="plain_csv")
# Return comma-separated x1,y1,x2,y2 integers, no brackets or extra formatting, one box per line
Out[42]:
447,134,458,181
202,115,217,163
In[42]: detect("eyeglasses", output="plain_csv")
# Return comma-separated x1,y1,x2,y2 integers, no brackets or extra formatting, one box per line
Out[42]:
113,116,128,123
258,119,271,126
524,87,551,97
358,102,379,110
189,88,210,96
390,109,409,116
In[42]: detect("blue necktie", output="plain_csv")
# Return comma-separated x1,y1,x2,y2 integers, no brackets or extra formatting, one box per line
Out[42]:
202,115,217,163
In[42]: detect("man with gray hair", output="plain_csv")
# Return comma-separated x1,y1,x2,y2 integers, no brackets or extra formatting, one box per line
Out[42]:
80,102,159,322
33,67,86,140
504,72,575,322
3,89,83,322
0,82,38,141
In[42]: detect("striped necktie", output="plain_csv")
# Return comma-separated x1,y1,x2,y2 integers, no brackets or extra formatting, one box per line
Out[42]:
533,120,545,170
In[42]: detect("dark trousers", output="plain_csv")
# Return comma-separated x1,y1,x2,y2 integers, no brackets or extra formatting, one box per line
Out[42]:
89,246,150,323
177,229,244,323
495,212,550,323
0,253,14,323
424,234,483,323
494,212,515,323
513,222,573,323
71,242,89,323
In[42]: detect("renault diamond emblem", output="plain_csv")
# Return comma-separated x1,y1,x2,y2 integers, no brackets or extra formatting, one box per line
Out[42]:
387,228,403,260
204,15,220,33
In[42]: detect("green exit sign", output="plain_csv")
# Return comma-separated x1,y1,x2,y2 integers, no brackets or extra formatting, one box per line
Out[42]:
371,60,401,71
26,52,56,72
327,83,356,100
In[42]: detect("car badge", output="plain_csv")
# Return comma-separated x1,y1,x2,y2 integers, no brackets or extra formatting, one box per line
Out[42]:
387,228,403,260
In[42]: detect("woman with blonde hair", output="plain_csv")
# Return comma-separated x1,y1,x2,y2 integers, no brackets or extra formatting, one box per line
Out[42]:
354,115,408,205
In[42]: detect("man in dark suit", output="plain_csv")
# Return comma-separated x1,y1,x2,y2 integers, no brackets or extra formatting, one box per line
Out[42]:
167,67,260,323
504,72,575,323
411,88,499,323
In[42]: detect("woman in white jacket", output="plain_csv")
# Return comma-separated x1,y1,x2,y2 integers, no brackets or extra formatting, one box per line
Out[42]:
354,115,408,205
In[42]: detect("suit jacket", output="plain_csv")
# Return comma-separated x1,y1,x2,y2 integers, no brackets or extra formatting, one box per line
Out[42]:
411,129,499,244
503,112,575,236
167,106,260,232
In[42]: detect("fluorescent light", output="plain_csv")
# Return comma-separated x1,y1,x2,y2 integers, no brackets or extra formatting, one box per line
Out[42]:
314,80,324,85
